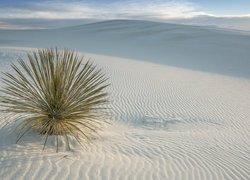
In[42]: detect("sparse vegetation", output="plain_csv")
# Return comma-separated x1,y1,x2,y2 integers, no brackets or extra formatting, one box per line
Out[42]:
0,48,110,152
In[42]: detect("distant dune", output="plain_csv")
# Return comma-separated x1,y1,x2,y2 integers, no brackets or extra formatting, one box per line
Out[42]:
0,20,250,179
165,15,250,31
1,20,250,78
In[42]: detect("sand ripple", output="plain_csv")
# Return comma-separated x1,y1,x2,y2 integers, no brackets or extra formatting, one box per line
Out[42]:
0,49,249,179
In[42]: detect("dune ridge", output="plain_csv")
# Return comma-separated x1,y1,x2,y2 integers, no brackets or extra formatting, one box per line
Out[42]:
1,20,250,78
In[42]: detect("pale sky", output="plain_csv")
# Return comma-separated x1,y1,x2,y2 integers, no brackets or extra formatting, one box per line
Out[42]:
0,0,249,19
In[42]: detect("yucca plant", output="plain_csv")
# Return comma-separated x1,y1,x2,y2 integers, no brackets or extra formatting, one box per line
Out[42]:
0,48,110,152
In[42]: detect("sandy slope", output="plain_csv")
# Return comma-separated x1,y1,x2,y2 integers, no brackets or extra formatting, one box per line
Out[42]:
0,20,250,179
1,20,250,78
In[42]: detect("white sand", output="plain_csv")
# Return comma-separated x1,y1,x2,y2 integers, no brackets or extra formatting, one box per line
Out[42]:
0,20,250,179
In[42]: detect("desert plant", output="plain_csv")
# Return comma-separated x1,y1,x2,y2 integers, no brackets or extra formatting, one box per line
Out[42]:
0,48,110,152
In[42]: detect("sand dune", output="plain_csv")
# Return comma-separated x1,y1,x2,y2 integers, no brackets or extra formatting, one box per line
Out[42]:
0,20,250,179
1,20,250,78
